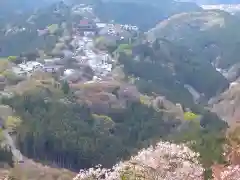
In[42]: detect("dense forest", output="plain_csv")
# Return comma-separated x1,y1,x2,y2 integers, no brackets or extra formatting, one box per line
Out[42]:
0,1,76,56
117,39,229,104
2,90,173,170
0,85,227,177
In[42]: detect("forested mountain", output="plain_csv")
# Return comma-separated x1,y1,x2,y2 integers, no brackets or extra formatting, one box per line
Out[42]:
118,39,229,104
95,0,202,30
0,1,74,56
147,10,240,69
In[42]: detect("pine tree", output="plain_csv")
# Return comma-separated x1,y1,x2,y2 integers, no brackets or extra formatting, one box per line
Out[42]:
61,81,70,94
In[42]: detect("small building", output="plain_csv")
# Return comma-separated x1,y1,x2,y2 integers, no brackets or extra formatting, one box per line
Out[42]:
43,65,63,73
19,61,43,70
37,29,49,36
96,23,107,29
64,69,75,76
44,58,61,64
78,19,97,32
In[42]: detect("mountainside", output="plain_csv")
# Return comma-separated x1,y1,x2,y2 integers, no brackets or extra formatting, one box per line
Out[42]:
95,0,202,30
209,81,240,124
0,1,74,56
147,10,240,70
118,39,229,103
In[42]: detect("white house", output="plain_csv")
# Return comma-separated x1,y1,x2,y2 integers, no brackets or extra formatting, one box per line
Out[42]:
64,69,75,76
96,23,107,28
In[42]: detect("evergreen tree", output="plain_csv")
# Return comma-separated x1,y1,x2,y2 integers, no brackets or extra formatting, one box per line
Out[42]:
61,81,70,94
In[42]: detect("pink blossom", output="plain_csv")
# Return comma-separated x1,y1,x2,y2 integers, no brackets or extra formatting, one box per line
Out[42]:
73,141,204,180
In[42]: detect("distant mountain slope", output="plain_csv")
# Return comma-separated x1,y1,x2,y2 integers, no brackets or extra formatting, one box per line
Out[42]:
95,0,202,30
0,0,55,15
189,0,240,4
147,10,240,69
0,1,71,56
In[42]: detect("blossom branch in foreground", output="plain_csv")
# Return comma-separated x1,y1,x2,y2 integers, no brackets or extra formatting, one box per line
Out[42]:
73,141,204,180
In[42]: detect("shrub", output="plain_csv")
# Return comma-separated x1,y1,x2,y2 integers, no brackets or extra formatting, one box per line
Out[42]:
184,111,199,121
5,116,22,133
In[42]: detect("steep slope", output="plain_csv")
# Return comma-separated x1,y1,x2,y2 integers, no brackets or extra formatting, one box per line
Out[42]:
210,82,240,125
0,0,57,11
0,0,56,28
147,10,240,69
118,39,229,104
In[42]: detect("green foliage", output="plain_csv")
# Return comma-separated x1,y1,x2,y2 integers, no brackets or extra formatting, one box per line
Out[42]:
118,40,228,105
0,1,70,57
168,119,226,172
95,36,118,54
61,81,70,94
5,116,22,133
0,128,5,142
48,24,59,34
183,111,199,121
116,44,132,55
2,90,227,175
148,11,240,69
117,41,228,177
0,146,14,167
7,56,17,62
3,92,178,170
118,51,194,106
92,114,113,122
117,44,132,51
95,36,105,45
0,59,10,74
2,70,23,85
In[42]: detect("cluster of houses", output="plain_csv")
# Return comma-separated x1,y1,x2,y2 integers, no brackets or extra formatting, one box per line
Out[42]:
96,23,138,36
72,4,94,15
12,61,43,76
12,61,64,76
11,34,114,84
72,35,114,80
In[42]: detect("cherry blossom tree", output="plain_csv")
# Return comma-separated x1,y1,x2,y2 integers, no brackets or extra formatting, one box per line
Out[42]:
73,141,204,180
